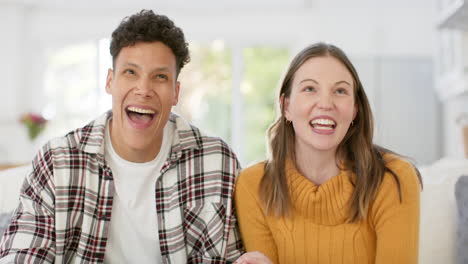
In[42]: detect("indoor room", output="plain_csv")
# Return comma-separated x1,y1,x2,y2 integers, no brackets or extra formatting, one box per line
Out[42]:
0,0,467,263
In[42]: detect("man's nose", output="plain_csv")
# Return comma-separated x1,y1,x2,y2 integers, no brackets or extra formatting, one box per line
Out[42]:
134,78,153,97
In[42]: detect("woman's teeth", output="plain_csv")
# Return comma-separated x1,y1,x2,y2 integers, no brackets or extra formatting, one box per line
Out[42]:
310,118,336,129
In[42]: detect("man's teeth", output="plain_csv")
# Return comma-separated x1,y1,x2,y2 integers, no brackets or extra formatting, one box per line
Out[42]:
311,118,336,126
127,107,155,114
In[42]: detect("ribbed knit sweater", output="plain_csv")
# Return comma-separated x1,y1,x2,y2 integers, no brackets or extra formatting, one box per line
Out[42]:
235,155,420,264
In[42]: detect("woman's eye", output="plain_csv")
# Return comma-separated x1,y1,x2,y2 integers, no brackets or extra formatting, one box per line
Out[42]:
336,88,347,95
304,86,315,92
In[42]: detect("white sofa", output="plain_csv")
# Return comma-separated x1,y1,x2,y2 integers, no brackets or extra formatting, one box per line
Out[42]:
0,165,29,232
418,158,468,264
0,159,467,263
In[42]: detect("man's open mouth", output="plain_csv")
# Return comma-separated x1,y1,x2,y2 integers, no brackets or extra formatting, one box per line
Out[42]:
126,106,156,125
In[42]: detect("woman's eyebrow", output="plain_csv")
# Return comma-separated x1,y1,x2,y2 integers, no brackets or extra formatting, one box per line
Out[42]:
299,78,319,84
335,80,351,86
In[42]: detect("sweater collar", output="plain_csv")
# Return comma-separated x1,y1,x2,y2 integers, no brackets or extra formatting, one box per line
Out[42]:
286,158,354,225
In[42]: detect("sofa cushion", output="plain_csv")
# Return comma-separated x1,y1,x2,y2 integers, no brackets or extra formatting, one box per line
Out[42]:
0,165,29,237
455,175,468,264
0,212,12,235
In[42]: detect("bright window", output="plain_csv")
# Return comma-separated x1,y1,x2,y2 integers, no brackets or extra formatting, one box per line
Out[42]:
42,39,290,166
43,41,100,137
242,46,289,164
175,40,232,143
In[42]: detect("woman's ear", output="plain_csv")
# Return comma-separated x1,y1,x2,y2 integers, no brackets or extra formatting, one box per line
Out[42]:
353,103,358,120
281,94,291,121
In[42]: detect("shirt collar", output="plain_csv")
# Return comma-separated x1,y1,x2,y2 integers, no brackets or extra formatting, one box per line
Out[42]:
71,111,202,160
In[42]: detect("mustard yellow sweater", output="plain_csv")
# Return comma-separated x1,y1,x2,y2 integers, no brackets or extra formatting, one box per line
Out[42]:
235,156,420,264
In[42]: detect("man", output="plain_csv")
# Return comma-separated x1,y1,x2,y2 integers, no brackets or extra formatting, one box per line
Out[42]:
0,10,243,263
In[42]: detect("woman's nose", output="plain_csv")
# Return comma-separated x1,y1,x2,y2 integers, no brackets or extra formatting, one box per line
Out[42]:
316,93,333,110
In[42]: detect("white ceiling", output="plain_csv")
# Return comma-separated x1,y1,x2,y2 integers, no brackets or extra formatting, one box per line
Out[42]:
2,0,307,9
0,0,434,11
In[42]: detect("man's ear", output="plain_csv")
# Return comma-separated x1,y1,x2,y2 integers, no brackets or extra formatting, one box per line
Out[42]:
173,81,180,106
105,68,113,94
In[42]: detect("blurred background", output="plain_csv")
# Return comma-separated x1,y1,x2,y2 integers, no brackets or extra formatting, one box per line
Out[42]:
0,0,466,167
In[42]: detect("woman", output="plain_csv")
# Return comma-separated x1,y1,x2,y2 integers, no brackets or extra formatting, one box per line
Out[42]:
234,43,422,264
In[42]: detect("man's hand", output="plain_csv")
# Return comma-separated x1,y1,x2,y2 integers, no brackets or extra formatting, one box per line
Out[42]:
234,251,273,264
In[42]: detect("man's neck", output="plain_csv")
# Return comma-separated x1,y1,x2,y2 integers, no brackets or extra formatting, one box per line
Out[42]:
109,121,163,163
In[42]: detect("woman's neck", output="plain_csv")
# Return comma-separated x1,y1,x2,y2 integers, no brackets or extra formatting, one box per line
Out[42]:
294,144,341,185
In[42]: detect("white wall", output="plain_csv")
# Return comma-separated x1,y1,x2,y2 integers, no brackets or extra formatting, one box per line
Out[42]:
376,57,440,165
0,4,38,162
443,95,468,158
0,2,441,164
28,6,436,56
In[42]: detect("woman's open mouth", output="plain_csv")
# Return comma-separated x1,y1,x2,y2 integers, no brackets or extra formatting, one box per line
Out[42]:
310,118,336,135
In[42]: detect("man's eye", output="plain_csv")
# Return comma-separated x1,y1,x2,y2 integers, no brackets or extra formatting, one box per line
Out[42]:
124,69,135,75
156,74,168,80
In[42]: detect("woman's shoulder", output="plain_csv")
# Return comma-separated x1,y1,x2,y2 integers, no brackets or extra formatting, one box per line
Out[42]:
381,153,421,196
237,161,266,188
369,153,421,229
383,153,417,177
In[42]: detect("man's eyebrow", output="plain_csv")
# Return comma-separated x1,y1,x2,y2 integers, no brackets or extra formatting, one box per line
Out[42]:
123,62,141,69
152,66,171,72
122,63,171,72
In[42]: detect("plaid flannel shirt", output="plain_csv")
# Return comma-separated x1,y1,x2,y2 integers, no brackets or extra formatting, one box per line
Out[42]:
0,111,244,263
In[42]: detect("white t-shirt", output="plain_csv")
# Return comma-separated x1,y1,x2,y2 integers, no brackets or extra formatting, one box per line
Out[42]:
103,120,174,264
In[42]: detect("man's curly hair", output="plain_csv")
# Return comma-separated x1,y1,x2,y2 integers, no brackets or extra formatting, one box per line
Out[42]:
110,9,190,76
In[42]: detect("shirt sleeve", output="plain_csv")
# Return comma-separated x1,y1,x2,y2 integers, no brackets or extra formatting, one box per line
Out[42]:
225,161,246,262
371,159,421,264
0,151,56,263
235,168,279,264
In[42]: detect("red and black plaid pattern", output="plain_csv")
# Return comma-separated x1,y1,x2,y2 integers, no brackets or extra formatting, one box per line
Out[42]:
0,111,244,263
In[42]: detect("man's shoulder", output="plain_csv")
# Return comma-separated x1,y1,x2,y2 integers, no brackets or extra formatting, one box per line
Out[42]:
171,113,235,155
44,112,109,156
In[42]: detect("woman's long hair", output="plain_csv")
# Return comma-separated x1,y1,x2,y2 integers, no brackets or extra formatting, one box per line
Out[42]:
260,42,422,222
